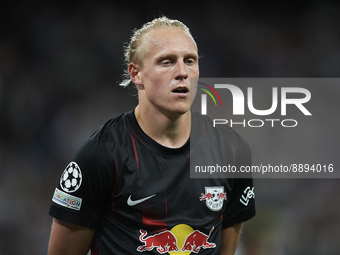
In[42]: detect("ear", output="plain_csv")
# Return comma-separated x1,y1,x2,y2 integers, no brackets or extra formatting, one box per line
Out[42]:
129,62,143,86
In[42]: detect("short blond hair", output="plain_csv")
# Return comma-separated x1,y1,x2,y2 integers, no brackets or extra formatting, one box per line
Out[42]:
119,16,197,87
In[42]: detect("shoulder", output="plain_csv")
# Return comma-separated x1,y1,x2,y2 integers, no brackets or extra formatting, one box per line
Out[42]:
91,110,131,140
193,111,250,149
193,111,251,165
85,110,133,147
74,110,133,165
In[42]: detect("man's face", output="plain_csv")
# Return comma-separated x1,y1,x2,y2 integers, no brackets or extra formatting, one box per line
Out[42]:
136,28,199,117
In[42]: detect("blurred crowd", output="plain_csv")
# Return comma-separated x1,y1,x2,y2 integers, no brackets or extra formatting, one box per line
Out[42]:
0,1,339,254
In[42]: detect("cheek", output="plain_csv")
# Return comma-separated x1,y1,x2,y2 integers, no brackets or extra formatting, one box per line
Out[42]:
143,71,170,90
190,66,200,77
143,76,165,99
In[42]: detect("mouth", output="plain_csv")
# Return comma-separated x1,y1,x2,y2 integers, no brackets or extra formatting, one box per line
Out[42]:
172,87,189,94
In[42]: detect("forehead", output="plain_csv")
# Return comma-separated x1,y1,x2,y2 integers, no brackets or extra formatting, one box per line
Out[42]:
141,28,198,60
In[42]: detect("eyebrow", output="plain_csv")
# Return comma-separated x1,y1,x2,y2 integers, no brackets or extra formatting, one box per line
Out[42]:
155,52,199,62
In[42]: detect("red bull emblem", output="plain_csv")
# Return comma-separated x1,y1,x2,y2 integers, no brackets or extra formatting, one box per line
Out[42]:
137,225,216,254
181,226,216,253
200,186,226,211
137,229,179,253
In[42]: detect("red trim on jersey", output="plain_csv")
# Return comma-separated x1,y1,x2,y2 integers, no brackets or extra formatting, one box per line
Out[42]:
160,154,168,223
202,122,211,148
111,150,118,211
131,134,140,176
91,242,98,255
202,122,208,138
143,217,167,229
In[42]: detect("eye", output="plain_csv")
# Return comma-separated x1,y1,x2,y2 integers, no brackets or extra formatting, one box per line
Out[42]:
162,60,171,65
159,59,173,66
185,58,196,65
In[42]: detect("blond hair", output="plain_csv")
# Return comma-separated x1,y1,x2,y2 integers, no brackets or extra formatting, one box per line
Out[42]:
119,16,196,87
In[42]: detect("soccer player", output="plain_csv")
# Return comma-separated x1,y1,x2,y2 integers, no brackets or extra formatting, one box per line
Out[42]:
48,17,255,255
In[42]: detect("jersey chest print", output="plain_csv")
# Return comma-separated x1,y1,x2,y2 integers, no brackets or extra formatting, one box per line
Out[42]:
137,225,216,254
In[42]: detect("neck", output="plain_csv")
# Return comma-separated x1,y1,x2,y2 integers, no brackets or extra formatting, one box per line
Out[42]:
134,105,191,148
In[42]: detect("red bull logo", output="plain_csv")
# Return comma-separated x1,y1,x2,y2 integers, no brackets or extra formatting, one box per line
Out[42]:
137,229,179,254
137,224,216,254
181,226,216,253
217,192,227,200
199,193,214,201
200,186,227,211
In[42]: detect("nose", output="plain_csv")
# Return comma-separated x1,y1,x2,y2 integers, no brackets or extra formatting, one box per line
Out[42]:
175,59,188,80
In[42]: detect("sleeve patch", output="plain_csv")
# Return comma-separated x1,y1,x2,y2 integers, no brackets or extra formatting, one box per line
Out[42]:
52,188,82,211
239,186,255,206
60,162,82,193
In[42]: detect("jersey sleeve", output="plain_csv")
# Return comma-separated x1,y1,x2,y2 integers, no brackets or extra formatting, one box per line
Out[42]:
222,132,256,229
49,131,115,229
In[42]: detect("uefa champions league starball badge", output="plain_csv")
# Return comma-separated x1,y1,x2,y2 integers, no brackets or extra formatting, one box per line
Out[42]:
60,162,82,193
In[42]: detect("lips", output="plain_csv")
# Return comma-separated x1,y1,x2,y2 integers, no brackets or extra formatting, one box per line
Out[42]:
172,86,189,94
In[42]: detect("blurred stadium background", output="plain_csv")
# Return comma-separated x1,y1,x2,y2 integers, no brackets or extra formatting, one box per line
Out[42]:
0,1,339,254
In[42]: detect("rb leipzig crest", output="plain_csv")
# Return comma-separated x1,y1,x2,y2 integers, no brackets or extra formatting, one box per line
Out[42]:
200,186,227,211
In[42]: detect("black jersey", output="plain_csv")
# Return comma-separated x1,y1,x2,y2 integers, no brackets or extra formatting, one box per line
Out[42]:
49,109,255,255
